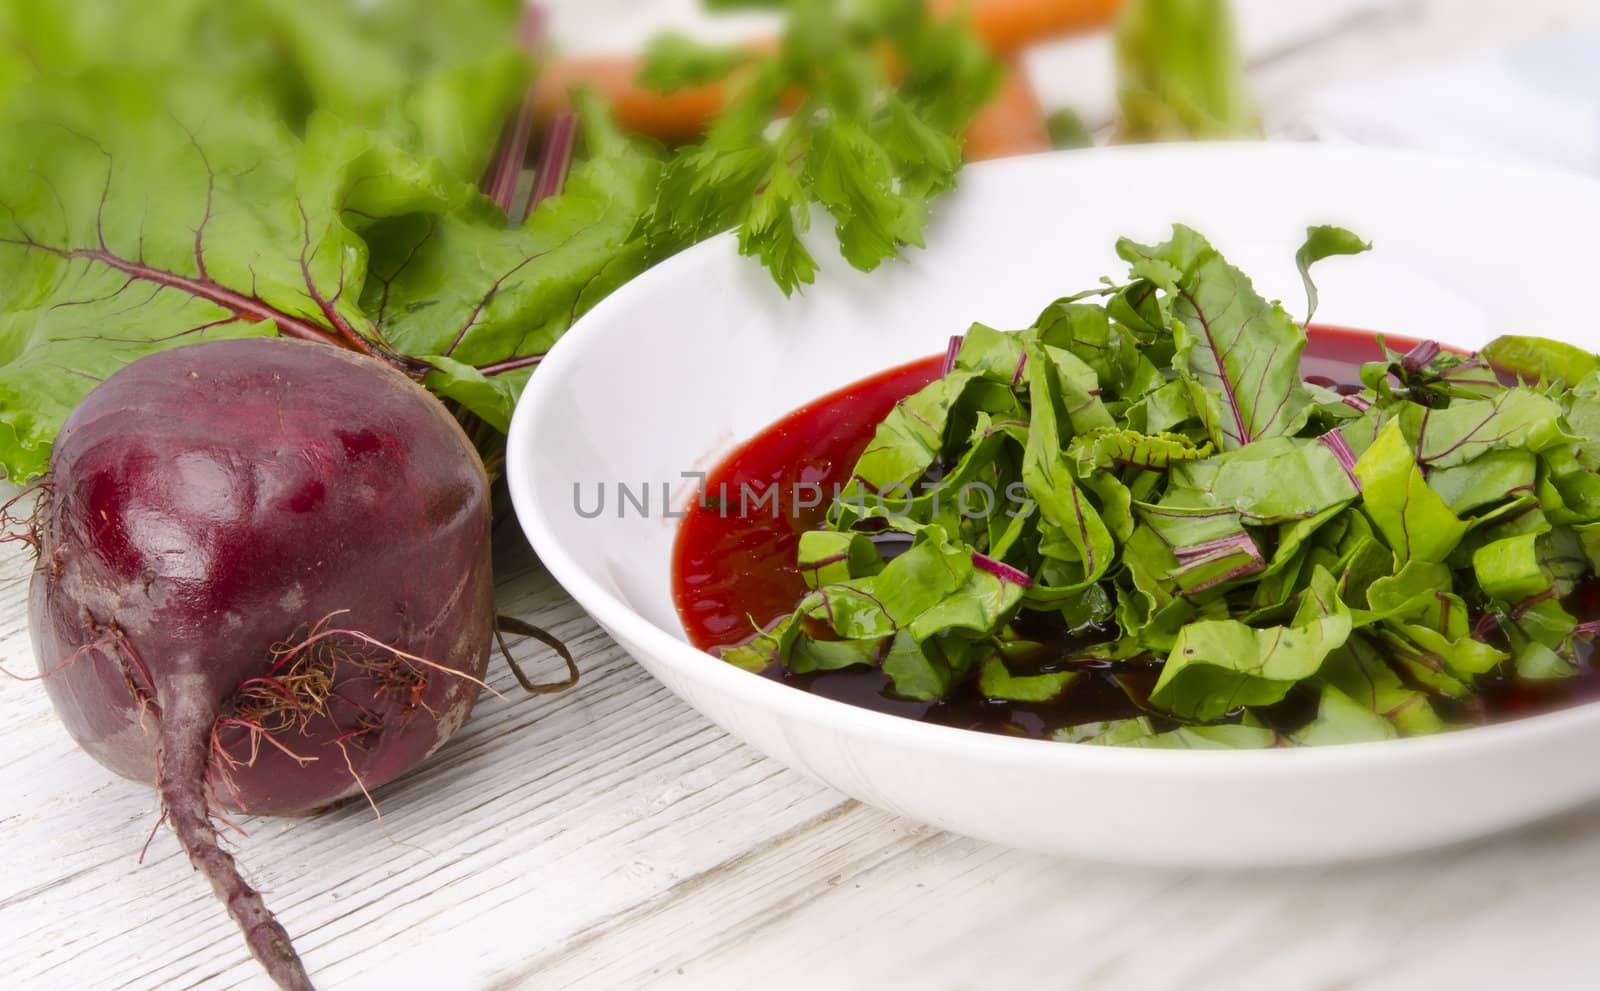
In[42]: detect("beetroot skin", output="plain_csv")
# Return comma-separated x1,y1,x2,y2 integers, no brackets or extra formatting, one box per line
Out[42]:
27,338,495,989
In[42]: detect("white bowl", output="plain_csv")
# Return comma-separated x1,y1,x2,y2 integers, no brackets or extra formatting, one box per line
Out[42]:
508,144,1600,865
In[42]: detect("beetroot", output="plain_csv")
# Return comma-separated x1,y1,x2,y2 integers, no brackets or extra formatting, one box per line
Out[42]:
27,338,495,989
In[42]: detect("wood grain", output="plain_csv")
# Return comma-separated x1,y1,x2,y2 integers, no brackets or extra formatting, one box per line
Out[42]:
8,1,1600,988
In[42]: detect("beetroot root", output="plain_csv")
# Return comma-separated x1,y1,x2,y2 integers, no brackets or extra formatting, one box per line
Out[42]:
27,338,496,989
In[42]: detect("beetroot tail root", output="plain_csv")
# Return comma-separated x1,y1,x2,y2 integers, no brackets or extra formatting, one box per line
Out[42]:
159,689,315,991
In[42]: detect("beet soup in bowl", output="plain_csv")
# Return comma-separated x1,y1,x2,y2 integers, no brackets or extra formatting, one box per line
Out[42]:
507,144,1600,866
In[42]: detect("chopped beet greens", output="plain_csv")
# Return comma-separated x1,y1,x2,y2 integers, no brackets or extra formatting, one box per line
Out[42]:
707,226,1600,747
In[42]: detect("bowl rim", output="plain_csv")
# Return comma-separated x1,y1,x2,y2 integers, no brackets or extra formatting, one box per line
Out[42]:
507,141,1600,773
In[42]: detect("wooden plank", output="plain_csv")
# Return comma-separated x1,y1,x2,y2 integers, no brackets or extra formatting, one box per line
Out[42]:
515,800,1600,990
0,540,844,989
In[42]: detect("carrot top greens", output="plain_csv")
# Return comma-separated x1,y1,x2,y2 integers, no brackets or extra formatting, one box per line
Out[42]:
637,0,1001,295
723,228,1600,746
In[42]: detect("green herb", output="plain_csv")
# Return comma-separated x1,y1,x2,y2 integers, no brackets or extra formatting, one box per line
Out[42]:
732,225,1600,746
638,0,1000,295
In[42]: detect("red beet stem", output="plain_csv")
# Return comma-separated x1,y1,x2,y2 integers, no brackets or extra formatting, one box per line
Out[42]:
524,112,578,217
972,552,1032,586
157,688,313,991
1400,340,1442,375
1317,431,1360,487
942,335,963,376
482,4,548,217
484,106,537,217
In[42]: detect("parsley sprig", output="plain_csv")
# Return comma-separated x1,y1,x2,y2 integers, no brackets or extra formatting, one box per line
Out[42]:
639,0,1000,294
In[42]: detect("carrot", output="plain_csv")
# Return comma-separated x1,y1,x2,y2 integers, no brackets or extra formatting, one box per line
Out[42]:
534,0,1123,142
961,58,1051,161
534,55,729,142
935,0,1126,55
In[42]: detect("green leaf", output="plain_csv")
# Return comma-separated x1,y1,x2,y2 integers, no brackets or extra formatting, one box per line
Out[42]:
1119,226,1314,450
1295,225,1370,324
1538,446,1600,525
0,73,361,480
1068,427,1211,474
1075,718,1278,749
1474,532,1556,604
877,94,964,201
1378,622,1505,689
1033,299,1163,400
1046,108,1095,150
1290,685,1399,746
1037,343,1117,435
777,527,1023,700
978,657,1077,702
1202,436,1361,523
1399,388,1569,471
0,3,653,477
1353,420,1470,563
639,33,757,91
1124,379,1197,434
1427,450,1537,516
838,371,977,501
640,0,999,290
1151,568,1353,721
790,630,888,674
356,96,661,426
739,157,819,296
9,0,535,187
1576,521,1600,572
1134,480,1264,595
734,221,1600,743
421,356,520,433
1319,637,1445,736
798,530,884,588
1483,335,1600,388
1362,559,1453,623
718,617,798,673
881,630,951,700
1022,345,1116,588
1515,640,1578,681
806,118,927,273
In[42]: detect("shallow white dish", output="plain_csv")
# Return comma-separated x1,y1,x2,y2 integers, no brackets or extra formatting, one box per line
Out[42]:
508,144,1600,866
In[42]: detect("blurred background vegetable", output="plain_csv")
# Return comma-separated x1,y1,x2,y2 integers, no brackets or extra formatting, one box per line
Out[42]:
534,0,1125,139
1114,0,1260,140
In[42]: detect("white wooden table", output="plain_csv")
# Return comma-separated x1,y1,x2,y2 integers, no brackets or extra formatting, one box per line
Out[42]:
7,2,1600,988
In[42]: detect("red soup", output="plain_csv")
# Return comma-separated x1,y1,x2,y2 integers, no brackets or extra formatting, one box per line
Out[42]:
672,327,1600,738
